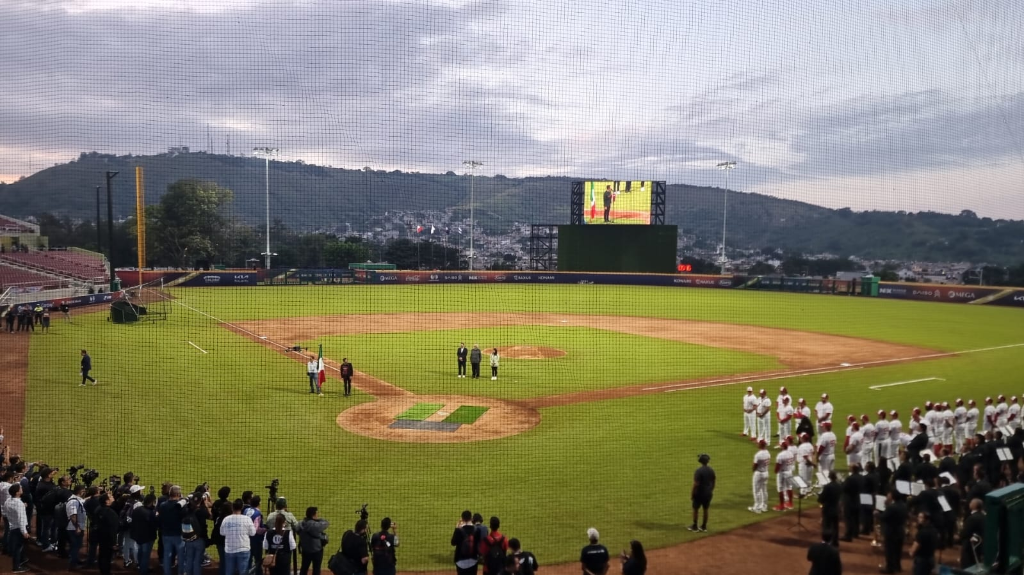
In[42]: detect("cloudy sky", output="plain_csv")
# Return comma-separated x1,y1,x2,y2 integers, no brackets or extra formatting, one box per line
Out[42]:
1,0,1023,218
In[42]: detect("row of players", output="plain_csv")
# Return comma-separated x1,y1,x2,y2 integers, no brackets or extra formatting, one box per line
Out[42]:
743,387,1020,513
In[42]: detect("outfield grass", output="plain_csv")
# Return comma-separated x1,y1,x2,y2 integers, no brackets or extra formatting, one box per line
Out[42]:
306,326,780,399
21,285,1024,570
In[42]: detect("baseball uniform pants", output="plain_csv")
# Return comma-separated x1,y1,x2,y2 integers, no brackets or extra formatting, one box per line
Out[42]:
799,465,814,492
861,444,875,467
819,455,835,474
752,471,768,511
778,422,791,441
777,472,792,494
743,413,756,436
757,415,771,442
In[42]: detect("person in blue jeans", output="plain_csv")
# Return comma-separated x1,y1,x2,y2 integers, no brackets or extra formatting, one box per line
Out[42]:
244,495,266,574
130,494,158,575
220,500,256,575
65,485,89,570
158,486,187,575
181,495,207,575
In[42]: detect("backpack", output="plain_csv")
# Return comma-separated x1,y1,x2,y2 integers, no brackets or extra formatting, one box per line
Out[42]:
484,534,506,575
119,501,136,530
371,532,394,567
37,487,60,515
327,531,356,575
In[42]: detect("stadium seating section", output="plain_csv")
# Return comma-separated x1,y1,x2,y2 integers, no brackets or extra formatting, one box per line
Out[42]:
0,250,107,283
0,265,59,289
0,215,35,233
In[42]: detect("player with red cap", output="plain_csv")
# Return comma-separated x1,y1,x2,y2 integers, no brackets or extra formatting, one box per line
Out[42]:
776,386,792,439
773,436,796,511
875,410,890,466
817,421,837,474
887,410,903,461
815,393,834,435
859,414,877,466
776,397,795,449
845,422,864,468
984,397,996,433
742,386,757,438
755,389,773,444
796,433,815,493
953,398,968,451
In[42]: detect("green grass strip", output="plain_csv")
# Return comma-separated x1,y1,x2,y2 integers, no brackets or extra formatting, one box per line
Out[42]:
395,403,444,421
443,406,490,424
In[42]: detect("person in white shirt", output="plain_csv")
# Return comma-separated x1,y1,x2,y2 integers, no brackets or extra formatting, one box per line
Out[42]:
3,482,34,573
923,401,936,444
750,440,771,514
910,408,924,438
776,386,793,438
966,399,980,441
796,398,812,422
953,398,968,452
221,499,257,575
306,356,321,395
756,389,772,444
996,395,1009,428
983,397,997,433
796,433,816,492
940,402,955,454
773,438,796,511
845,422,864,469
859,414,876,466
888,411,903,460
1009,397,1021,431
817,422,838,474
742,387,758,439
815,394,834,435
66,484,88,570
872,411,889,465
777,397,795,448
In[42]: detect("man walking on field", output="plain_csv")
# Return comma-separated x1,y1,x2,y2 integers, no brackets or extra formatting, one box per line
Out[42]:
80,349,97,386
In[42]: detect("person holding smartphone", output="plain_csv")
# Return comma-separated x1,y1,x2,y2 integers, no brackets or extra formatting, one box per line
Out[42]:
619,541,646,575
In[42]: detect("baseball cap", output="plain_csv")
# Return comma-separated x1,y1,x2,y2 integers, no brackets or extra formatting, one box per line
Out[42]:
129,485,145,494
746,386,753,392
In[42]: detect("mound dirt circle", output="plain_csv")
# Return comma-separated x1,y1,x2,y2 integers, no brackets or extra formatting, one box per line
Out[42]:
337,394,541,443
500,345,566,359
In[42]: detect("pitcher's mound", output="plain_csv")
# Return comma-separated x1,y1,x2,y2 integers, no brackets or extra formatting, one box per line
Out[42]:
501,346,566,359
337,395,540,443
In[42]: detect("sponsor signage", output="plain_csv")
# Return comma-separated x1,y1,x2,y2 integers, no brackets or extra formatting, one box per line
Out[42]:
180,272,257,287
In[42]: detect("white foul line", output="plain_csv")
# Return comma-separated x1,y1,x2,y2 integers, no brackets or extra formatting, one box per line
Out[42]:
869,377,944,390
187,341,208,354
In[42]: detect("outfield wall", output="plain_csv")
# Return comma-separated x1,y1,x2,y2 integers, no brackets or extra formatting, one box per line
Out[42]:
107,269,1024,307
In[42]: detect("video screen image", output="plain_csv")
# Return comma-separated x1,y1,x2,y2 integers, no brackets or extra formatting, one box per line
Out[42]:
585,180,652,225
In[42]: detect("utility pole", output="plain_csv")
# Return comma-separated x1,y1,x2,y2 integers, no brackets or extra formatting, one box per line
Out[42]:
462,160,483,270
105,171,119,288
95,185,102,252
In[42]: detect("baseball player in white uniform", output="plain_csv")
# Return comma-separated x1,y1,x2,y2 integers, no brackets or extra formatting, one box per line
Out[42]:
1009,397,1021,431
750,439,771,513
874,410,890,466
953,398,968,452
996,395,1009,428
773,439,796,511
742,386,758,438
859,414,876,466
888,411,903,460
843,415,856,467
756,389,773,443
797,433,816,492
967,399,980,440
940,402,955,453
923,401,936,446
776,386,792,438
796,398,812,422
777,397,795,448
983,397,996,433
845,422,864,469
815,394,834,435
910,408,924,438
817,422,837,474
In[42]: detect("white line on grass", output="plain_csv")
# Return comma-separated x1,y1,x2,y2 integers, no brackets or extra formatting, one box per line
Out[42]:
868,377,944,390
188,341,208,354
662,366,864,393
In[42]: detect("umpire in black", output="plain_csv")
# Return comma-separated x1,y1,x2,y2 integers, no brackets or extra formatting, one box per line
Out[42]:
688,454,715,533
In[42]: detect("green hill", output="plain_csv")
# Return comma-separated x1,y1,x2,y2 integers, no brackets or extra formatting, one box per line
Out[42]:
1,151,1022,263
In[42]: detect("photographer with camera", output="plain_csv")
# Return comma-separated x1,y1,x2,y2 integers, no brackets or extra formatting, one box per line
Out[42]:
370,517,399,575
297,507,329,575
339,518,369,575
93,490,120,575
65,483,88,569
130,494,159,575
38,473,72,556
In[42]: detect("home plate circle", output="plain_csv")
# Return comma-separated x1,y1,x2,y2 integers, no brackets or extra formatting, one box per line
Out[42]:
337,395,540,443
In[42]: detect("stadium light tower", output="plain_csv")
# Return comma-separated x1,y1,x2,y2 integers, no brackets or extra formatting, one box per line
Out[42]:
716,161,737,271
253,147,279,269
463,160,483,270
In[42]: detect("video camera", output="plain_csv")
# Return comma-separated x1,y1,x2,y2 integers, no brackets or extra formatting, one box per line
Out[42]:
266,478,280,502
357,503,369,522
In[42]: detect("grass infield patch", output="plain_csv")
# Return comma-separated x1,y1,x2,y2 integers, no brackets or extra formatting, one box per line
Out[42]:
443,406,489,424
395,403,444,421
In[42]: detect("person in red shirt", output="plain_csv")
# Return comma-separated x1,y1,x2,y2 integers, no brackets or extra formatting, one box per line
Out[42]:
478,516,508,575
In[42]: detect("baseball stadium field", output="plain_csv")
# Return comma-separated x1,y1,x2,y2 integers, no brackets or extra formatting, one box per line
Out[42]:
13,283,1024,570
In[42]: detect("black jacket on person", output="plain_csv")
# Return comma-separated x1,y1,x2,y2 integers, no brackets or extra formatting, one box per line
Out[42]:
841,473,863,511
93,505,121,546
968,479,993,505
938,457,958,477
960,511,986,569
818,482,842,520
342,530,369,574
451,524,475,563
915,462,939,484
807,542,842,575
879,499,908,539
907,433,929,464
796,416,815,443
894,461,915,482
130,505,158,545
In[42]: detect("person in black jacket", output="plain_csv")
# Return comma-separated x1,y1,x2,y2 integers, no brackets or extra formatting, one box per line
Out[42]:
806,533,842,575
93,492,120,575
80,349,97,386
470,346,482,379
33,467,58,551
860,462,879,536
619,540,646,575
894,452,914,483
910,512,939,575
960,499,985,569
915,454,938,484
967,465,993,508
342,520,370,575
451,511,478,575
878,492,908,574
130,495,159,575
297,507,330,575
939,477,961,548
817,472,841,547
457,344,469,378
907,425,929,465
841,465,863,542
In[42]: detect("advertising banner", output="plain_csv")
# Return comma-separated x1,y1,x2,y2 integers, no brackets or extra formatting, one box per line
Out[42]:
178,272,257,287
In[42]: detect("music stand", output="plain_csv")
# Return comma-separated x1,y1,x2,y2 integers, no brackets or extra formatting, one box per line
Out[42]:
789,476,810,532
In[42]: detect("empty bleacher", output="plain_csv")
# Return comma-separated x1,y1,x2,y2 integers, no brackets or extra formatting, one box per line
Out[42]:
0,265,59,290
0,250,107,282
0,215,36,233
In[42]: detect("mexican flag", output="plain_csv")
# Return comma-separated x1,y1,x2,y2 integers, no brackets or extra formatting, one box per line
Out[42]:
317,344,326,386
589,181,596,220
